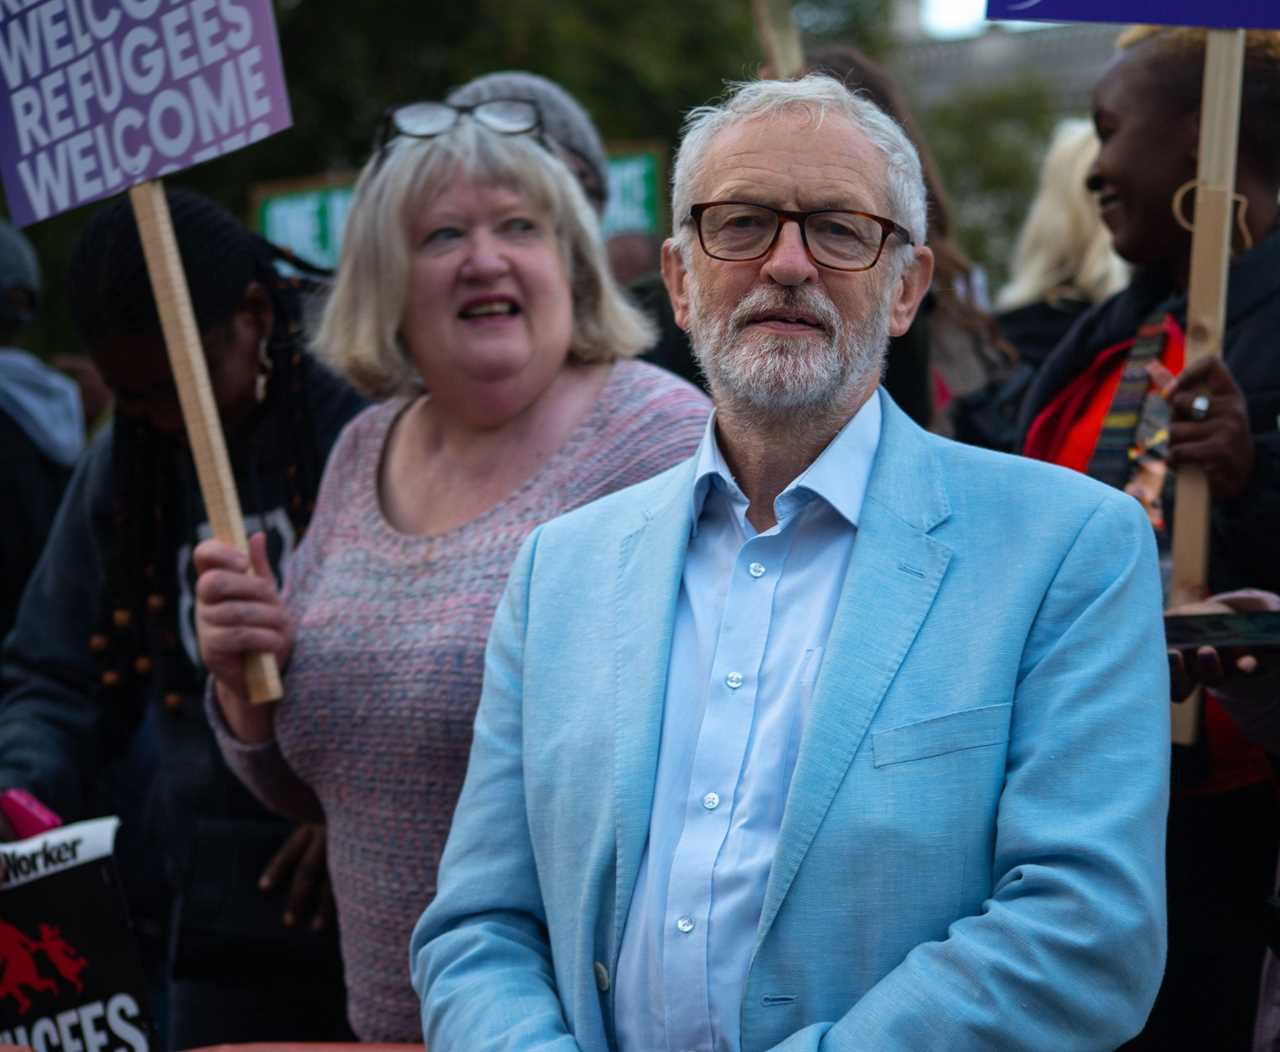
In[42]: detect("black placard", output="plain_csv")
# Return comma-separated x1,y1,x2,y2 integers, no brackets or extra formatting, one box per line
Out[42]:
0,818,155,1052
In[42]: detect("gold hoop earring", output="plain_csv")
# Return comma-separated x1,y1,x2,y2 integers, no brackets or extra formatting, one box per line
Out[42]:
1171,178,1196,232
1171,178,1254,252
255,337,273,404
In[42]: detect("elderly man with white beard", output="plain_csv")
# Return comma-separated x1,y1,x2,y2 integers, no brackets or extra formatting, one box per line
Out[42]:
411,77,1171,1052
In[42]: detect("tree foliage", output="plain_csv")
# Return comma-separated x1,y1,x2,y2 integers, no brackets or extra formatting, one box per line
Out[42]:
918,73,1058,294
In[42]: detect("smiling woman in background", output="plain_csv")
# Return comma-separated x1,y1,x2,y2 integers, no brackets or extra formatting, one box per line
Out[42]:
1018,27,1280,1052
192,98,709,1038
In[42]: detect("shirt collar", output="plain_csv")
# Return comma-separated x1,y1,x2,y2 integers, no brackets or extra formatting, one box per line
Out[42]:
688,388,883,536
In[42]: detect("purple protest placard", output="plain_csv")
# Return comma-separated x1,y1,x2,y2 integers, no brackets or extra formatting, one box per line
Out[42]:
0,0,292,227
986,0,1276,30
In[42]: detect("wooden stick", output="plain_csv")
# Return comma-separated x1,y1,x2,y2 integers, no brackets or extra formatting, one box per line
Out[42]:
752,0,803,78
129,180,283,705
1168,28,1245,745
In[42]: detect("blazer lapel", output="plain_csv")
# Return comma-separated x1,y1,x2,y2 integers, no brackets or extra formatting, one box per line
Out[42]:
610,458,699,949
756,396,954,947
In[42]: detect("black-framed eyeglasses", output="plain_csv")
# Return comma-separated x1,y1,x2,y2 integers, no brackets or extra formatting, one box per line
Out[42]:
372,99,543,166
688,201,914,272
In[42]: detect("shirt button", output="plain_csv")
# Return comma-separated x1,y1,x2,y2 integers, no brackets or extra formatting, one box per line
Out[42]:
676,916,695,934
702,792,720,811
593,961,610,992
725,671,743,690
748,561,766,578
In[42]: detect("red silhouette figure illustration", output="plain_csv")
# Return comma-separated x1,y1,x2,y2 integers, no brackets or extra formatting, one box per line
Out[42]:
0,920,57,1014
36,924,87,993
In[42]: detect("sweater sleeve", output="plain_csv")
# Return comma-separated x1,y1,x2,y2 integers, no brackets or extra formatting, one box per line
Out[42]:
203,686,324,823
205,407,374,823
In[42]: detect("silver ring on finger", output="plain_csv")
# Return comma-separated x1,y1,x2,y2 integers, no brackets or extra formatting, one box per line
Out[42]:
1189,393,1211,421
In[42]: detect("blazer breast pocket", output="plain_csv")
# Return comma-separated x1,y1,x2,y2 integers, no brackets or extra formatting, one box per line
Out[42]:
872,703,1013,768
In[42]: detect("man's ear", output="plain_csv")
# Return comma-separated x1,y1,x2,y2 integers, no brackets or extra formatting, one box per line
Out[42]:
660,238,692,333
889,245,934,338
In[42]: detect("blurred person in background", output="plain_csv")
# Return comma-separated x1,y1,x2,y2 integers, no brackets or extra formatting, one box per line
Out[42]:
194,98,709,1039
955,119,1129,451
0,189,363,1049
1018,27,1280,1050
0,219,84,643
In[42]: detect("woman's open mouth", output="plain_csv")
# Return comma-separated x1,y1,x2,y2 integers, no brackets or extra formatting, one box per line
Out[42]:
459,297,521,320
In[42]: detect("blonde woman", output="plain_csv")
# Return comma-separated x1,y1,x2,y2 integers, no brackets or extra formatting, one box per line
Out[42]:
192,102,710,1038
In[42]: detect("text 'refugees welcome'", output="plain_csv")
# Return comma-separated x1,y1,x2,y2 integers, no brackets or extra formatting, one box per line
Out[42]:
1,0,290,222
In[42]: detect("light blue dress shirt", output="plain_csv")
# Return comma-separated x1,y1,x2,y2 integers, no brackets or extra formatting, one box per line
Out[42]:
614,391,882,1052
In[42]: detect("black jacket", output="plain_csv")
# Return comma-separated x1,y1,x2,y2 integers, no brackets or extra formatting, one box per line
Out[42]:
1017,227,1280,596
0,353,365,966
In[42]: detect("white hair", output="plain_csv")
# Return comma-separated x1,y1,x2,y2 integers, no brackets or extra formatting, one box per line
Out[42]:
669,76,928,273
996,119,1129,311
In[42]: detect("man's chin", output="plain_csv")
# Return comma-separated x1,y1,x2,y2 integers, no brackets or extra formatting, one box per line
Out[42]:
735,325,830,353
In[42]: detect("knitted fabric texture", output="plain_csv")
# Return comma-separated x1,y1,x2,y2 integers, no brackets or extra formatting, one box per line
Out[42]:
211,359,709,1039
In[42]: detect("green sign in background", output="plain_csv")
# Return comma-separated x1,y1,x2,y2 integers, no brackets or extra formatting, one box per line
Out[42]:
600,151,663,237
257,184,354,270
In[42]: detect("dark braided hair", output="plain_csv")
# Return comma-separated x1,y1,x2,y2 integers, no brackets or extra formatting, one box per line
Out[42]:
66,187,328,712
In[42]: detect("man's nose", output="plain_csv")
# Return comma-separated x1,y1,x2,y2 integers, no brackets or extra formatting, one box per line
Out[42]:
760,219,818,285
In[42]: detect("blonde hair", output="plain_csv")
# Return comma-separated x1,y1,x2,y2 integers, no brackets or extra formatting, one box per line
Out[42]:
315,119,654,398
996,119,1129,312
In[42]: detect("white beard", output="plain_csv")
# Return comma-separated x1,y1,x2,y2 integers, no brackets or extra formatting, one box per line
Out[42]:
686,278,892,420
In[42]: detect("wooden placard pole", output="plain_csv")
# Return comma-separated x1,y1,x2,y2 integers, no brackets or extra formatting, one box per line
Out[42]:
129,180,283,705
752,0,804,78
1168,28,1246,745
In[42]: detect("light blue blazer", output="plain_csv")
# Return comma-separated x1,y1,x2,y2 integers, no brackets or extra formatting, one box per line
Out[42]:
411,395,1170,1051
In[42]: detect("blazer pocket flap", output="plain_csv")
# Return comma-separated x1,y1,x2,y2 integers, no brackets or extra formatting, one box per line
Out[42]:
872,703,1012,768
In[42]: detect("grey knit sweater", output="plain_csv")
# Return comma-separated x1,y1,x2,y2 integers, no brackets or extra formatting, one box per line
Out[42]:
210,360,709,1039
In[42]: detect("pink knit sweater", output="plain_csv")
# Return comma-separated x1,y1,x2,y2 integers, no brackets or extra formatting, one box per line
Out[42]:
211,360,709,1039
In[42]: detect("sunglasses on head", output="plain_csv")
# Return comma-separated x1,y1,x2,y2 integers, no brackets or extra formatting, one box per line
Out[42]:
371,99,543,170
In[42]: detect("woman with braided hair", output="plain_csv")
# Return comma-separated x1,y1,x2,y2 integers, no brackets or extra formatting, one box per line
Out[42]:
1017,26,1280,1051
0,187,365,1047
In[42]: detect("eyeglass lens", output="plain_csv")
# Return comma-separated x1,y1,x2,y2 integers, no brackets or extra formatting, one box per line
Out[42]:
391,99,540,139
699,203,887,269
